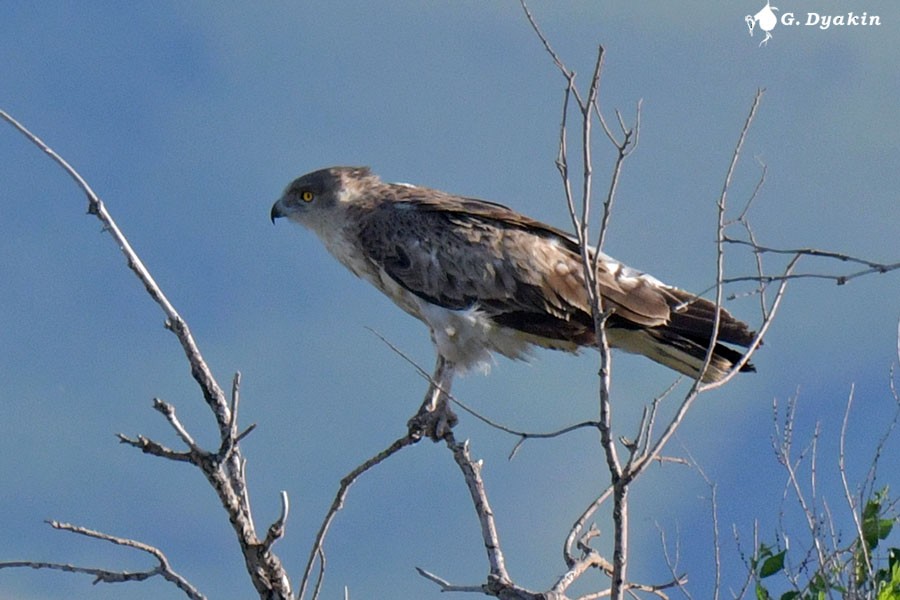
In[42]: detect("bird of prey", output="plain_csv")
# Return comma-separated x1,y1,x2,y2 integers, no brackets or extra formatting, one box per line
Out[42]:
271,167,755,437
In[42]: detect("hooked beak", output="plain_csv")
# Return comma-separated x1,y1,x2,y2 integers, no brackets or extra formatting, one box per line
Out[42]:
270,200,284,224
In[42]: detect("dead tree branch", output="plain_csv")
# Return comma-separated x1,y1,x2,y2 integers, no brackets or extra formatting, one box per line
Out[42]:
721,239,900,288
0,521,205,600
0,108,291,599
756,370,900,598
299,433,418,600
521,8,805,597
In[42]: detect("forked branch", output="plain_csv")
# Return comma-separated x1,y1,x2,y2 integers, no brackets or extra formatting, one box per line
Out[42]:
0,109,291,600
0,521,205,600
299,432,418,600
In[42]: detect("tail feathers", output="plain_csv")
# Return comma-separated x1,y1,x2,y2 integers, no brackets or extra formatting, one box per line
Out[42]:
607,327,755,383
600,287,757,382
663,288,756,347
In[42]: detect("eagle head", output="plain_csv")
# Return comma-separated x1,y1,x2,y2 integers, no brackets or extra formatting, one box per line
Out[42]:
270,166,375,225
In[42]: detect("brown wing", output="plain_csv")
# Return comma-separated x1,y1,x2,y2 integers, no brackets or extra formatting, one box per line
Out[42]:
354,188,756,378
387,190,757,348
355,191,680,341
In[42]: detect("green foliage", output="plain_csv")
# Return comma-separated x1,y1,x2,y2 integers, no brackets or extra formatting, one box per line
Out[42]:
753,488,899,600
874,548,900,600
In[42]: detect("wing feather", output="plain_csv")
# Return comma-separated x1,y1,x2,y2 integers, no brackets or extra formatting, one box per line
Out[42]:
356,191,675,328
354,187,755,374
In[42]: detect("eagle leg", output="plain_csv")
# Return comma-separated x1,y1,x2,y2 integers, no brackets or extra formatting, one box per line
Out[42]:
408,354,458,441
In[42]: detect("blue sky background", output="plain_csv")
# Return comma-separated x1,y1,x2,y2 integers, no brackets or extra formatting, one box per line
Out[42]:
2,2,899,599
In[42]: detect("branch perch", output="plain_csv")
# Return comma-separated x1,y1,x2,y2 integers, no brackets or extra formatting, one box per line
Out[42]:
1,108,292,600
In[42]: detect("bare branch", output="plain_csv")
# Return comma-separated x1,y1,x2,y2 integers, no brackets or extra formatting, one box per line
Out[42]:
0,521,205,600
445,433,510,585
613,95,780,491
154,398,202,453
299,433,418,600
565,486,614,568
724,239,898,270
628,378,682,463
838,385,872,579
553,553,613,598
676,446,721,600
862,360,900,500
219,372,244,461
771,395,829,572
0,110,232,431
1,109,292,600
264,491,290,549
520,8,693,598
657,523,692,600
594,99,640,255
721,239,900,287
505,420,602,460
117,432,194,462
414,567,487,593
520,0,575,89
693,88,765,387
725,160,771,316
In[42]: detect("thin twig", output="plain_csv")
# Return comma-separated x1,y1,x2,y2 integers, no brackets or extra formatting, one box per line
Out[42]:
772,395,829,571
637,170,786,477
154,398,202,453
694,88,765,387
506,420,602,461
679,444,720,600
629,378,682,463
117,433,194,462
840,391,874,584
0,521,206,600
417,433,559,599
721,238,900,287
219,372,244,461
1,109,292,600
445,433,510,584
367,326,602,455
657,524,692,600
724,239,898,269
299,433,418,600
264,491,290,549
0,109,232,430
861,351,900,499
725,159,770,317
414,567,486,593
565,486,615,567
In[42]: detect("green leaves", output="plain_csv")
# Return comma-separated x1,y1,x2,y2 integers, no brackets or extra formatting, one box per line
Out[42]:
760,549,787,578
752,544,787,600
874,548,900,600
862,489,895,551
753,487,899,600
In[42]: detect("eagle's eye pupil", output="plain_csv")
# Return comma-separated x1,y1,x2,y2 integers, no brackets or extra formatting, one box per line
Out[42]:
301,191,314,202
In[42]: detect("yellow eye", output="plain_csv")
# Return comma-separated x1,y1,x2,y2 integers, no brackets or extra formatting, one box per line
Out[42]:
301,190,314,202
